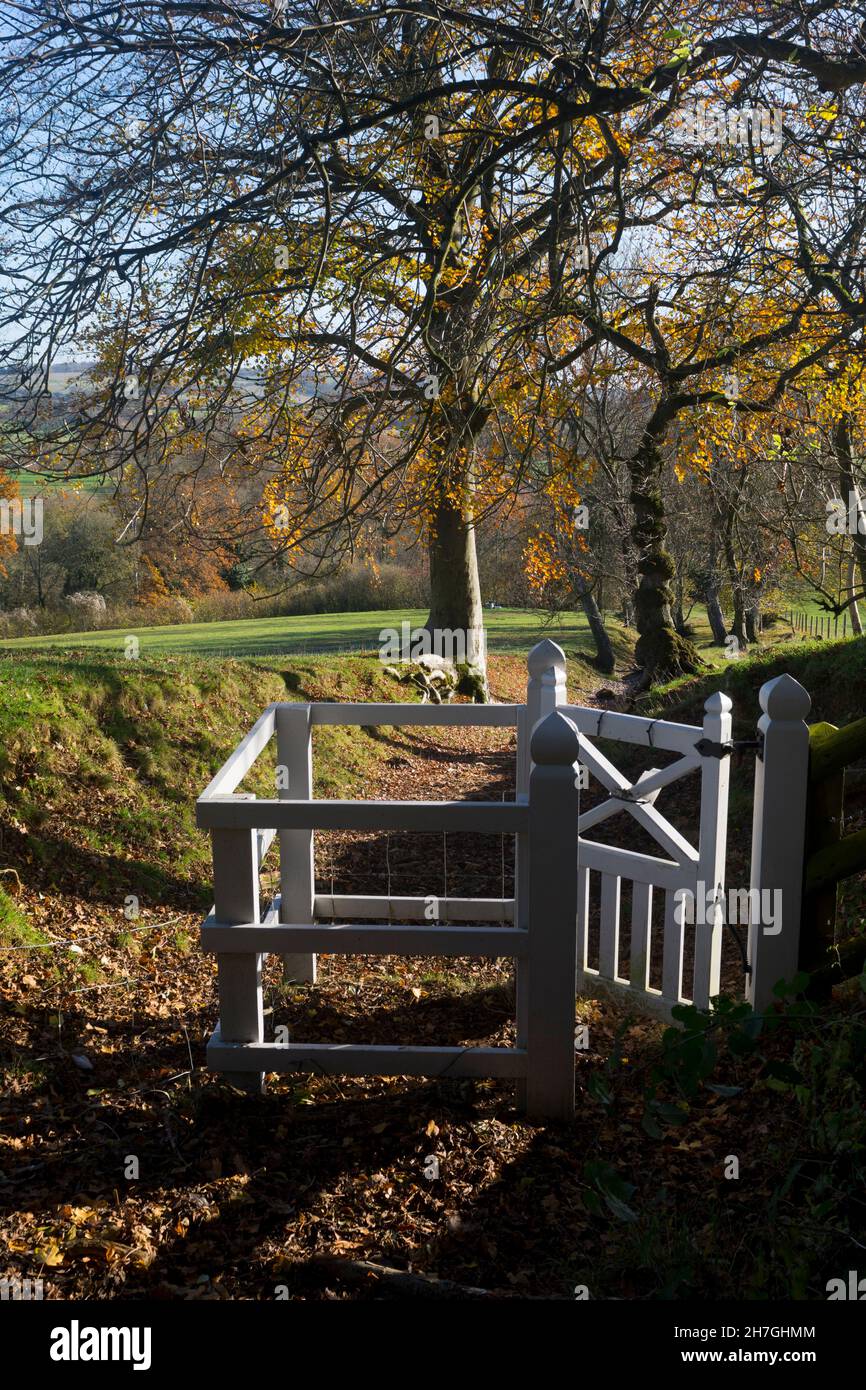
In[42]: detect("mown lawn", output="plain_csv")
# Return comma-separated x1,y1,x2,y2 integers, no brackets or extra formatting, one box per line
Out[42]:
0,605,634,662
0,598,851,675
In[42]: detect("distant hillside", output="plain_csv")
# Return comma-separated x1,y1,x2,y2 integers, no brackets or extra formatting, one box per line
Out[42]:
0,362,324,403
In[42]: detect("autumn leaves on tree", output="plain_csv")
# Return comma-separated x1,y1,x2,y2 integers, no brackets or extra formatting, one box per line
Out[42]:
1,3,865,684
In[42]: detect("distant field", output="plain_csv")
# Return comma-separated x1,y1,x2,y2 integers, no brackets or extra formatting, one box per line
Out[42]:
0,599,849,665
3,470,106,497
0,363,91,395
1,396,108,498
0,606,630,660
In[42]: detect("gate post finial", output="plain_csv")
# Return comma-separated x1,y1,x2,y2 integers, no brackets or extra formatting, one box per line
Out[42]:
703,689,733,716
530,707,581,766
527,636,567,676
525,639,568,753
758,672,811,724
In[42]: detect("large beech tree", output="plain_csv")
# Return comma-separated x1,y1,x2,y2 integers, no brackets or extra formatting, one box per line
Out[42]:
2,2,865,682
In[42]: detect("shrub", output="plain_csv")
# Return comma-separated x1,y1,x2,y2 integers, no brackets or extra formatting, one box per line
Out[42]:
0,607,38,635
65,591,108,619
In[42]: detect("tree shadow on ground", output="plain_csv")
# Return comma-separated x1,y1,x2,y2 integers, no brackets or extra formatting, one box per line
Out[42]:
0,825,208,911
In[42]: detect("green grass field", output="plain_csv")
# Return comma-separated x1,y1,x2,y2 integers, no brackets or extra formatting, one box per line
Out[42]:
0,605,632,660
4,472,105,497
0,598,852,665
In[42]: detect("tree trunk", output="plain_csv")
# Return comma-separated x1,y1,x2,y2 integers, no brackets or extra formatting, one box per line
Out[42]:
421,378,490,697
703,577,728,645
745,602,761,644
847,555,863,634
426,486,488,699
628,435,703,680
729,596,747,648
574,575,615,673
722,529,747,647
26,549,46,608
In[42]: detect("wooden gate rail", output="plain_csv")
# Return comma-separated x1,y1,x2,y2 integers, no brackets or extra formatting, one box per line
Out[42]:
197,798,526,832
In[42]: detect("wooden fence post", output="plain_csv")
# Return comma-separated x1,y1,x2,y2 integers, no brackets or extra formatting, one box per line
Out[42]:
276,702,317,984
747,674,812,1014
212,811,265,1094
515,640,568,1107
693,691,732,1008
525,709,581,1121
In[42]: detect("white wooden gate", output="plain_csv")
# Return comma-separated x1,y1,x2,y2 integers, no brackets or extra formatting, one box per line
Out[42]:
196,639,736,1119
521,640,732,1017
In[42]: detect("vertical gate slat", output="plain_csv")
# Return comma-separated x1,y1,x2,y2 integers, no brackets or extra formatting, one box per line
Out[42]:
661,888,684,1005
599,874,621,980
576,866,590,979
630,881,652,992
693,693,732,1009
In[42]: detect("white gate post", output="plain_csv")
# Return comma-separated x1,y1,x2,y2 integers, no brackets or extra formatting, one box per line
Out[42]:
525,709,581,1121
276,702,317,984
693,691,733,1009
516,640,568,1106
212,810,265,1094
747,674,811,1013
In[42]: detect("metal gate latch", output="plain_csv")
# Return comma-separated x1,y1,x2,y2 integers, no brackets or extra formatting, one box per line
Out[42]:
694,737,733,758
694,735,764,760
733,736,763,759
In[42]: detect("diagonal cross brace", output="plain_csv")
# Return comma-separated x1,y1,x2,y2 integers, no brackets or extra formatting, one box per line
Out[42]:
576,736,700,866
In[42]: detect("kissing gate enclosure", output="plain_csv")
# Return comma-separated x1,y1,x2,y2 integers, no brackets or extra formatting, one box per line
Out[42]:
196,640,813,1121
